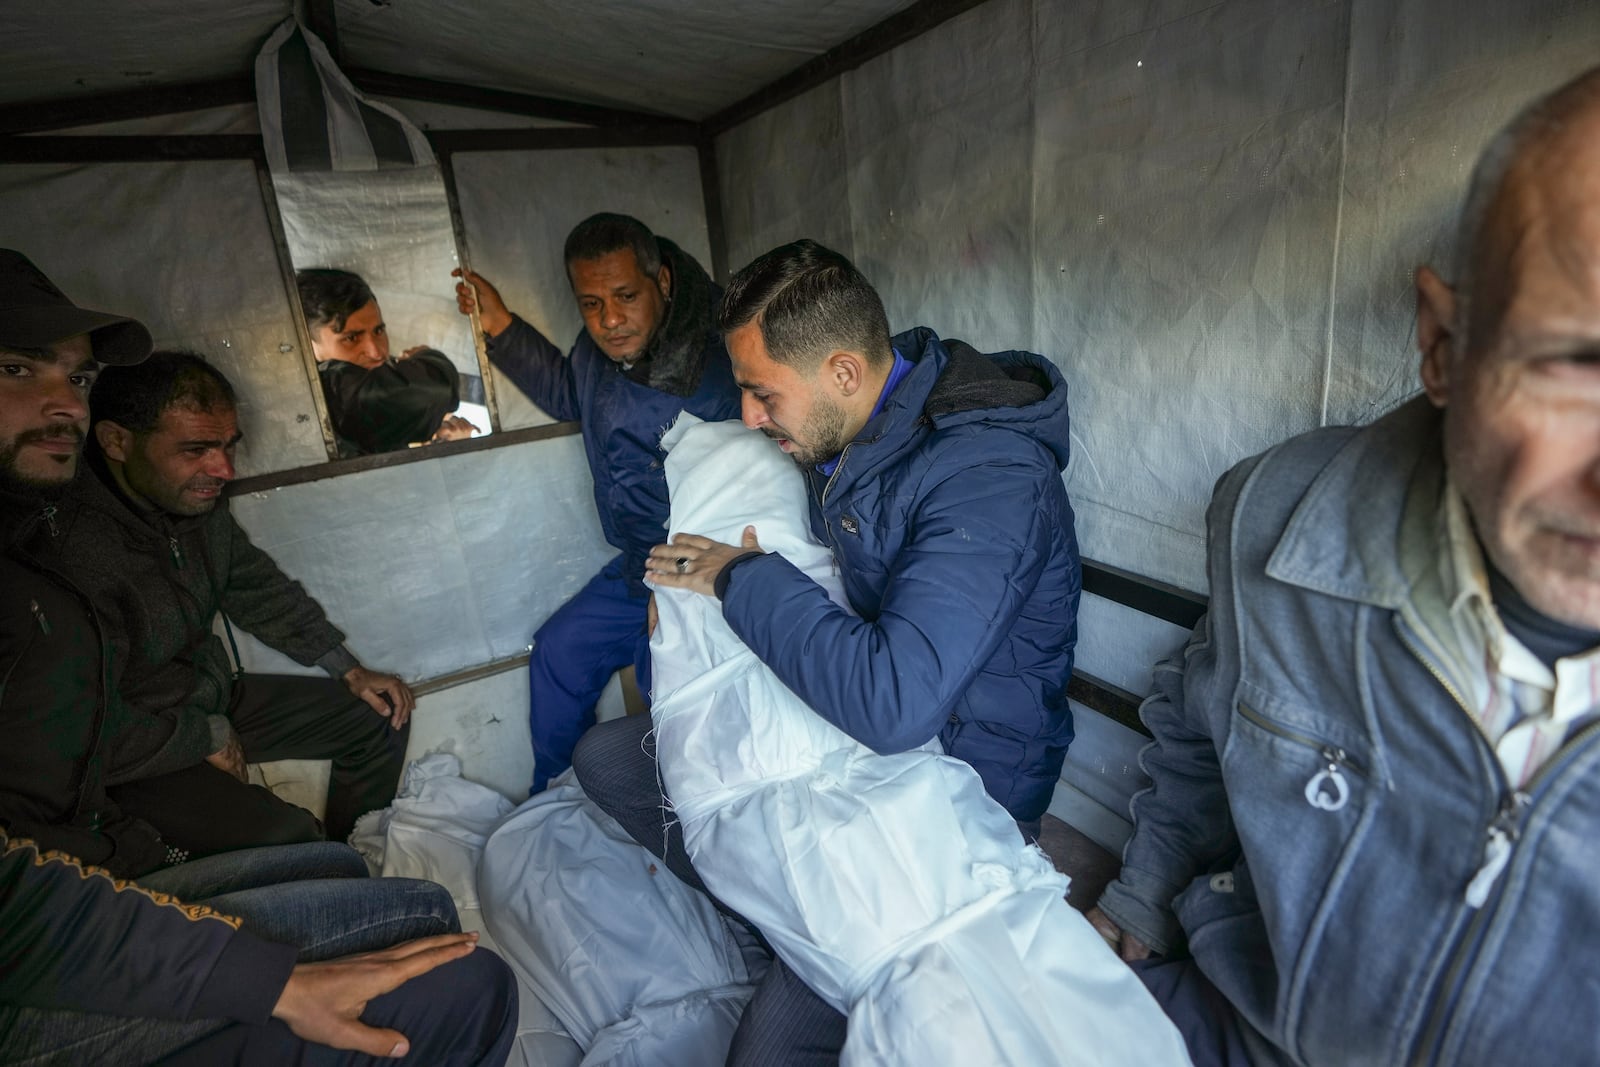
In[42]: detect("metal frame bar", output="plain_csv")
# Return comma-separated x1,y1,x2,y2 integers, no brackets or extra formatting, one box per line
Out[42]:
697,137,729,283
425,125,697,153
253,156,341,459
346,69,695,132
226,421,581,495
0,78,256,136
1082,559,1207,630
437,151,504,435
0,72,695,140
0,135,264,163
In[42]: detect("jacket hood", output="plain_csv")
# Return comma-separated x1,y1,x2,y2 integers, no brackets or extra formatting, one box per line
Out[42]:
622,237,721,398
859,327,1073,475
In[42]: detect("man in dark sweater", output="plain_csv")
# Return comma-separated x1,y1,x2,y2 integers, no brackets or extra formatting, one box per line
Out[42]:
55,350,417,852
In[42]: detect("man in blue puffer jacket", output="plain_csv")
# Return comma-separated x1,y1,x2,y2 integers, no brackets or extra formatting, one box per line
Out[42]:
455,214,739,792
577,239,1081,1063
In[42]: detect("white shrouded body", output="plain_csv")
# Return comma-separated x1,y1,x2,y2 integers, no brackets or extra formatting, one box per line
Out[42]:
649,415,1191,1066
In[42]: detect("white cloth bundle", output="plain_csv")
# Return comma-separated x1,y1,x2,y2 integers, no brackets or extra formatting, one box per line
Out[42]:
478,770,764,1066
649,415,1191,1066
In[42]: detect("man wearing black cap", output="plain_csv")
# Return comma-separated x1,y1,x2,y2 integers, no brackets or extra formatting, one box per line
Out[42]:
0,247,167,872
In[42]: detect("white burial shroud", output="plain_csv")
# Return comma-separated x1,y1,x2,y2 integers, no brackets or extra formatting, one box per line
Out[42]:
650,415,1191,1066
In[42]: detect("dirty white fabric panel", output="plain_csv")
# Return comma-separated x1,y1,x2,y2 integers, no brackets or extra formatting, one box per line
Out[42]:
841,0,1035,357
1324,0,1600,425
255,18,435,174
1059,702,1150,829
450,147,710,430
716,80,855,274
649,416,1190,1066
0,162,326,476
228,433,612,680
1031,0,1350,591
479,771,762,1065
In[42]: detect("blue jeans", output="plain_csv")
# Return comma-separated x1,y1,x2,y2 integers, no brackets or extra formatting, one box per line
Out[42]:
0,843,511,1067
527,556,652,793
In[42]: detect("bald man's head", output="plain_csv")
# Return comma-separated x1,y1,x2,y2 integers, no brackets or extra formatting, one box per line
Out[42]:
1455,68,1600,349
1415,65,1600,630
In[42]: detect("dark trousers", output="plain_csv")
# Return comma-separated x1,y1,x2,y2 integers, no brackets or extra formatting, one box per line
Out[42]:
111,674,409,852
2,842,516,1067
151,947,516,1067
527,558,652,794
1132,958,1255,1067
573,714,847,1066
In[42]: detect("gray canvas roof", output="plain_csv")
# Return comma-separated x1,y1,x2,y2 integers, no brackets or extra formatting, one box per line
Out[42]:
5,0,919,120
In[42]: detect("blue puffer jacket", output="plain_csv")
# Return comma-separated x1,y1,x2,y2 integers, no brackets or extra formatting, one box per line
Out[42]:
486,245,740,598
721,327,1081,822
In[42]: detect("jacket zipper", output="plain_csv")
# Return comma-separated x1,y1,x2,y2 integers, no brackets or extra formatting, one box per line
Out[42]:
1409,729,1600,1067
1390,619,1600,1064
1392,624,1520,898
0,620,42,706
811,444,854,546
11,557,115,822
1236,701,1365,809
41,504,58,537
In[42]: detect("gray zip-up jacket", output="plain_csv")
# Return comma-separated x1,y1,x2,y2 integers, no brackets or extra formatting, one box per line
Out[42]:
1097,397,1600,1065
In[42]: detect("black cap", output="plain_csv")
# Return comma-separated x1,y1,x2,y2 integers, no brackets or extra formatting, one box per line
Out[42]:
0,249,152,366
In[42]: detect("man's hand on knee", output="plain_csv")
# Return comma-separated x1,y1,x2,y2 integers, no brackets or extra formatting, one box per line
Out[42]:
206,722,249,782
343,666,417,729
271,932,480,1055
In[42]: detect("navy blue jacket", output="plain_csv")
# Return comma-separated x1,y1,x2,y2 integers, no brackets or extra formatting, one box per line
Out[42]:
721,328,1081,822
485,253,739,598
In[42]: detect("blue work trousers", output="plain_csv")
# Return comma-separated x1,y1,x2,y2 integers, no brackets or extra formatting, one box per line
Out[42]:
527,556,652,793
